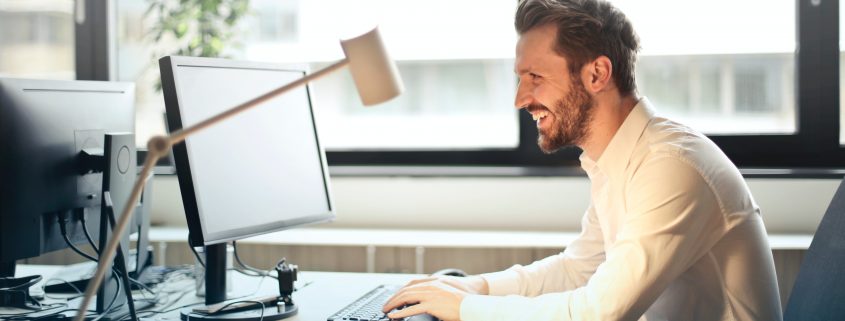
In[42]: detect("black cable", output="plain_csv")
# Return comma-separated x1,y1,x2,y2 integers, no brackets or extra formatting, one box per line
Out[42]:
58,213,98,262
232,241,277,279
79,211,100,255
189,242,206,269
8,270,123,321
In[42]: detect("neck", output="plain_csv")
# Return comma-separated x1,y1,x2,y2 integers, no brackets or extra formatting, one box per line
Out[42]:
579,93,639,161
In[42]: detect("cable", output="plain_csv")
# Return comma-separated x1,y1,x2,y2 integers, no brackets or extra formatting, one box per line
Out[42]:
79,211,100,255
189,239,206,269
8,270,123,321
232,241,277,279
58,212,98,262
0,303,67,318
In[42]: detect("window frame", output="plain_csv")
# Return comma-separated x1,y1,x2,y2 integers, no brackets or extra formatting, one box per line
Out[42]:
92,0,844,172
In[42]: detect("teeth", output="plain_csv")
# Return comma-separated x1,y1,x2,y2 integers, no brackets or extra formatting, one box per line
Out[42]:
531,111,549,121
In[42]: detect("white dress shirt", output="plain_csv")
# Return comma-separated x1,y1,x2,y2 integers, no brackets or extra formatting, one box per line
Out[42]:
460,98,783,321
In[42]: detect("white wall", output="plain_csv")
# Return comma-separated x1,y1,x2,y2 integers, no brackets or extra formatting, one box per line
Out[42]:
149,175,840,234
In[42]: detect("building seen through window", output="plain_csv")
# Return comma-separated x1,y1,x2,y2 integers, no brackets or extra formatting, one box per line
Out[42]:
0,0,75,80
111,0,796,150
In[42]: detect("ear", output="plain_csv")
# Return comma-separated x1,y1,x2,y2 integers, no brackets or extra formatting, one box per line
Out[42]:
582,56,613,93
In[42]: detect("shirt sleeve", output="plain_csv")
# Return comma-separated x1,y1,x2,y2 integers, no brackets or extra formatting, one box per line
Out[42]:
461,156,728,321
481,203,606,297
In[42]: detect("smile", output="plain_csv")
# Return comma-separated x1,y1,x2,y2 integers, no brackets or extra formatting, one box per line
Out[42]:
531,110,550,121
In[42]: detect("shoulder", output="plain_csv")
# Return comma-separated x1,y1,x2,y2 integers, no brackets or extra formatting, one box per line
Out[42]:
627,116,756,219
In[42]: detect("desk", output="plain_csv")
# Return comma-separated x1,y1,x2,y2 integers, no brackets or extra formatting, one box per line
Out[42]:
7,265,423,321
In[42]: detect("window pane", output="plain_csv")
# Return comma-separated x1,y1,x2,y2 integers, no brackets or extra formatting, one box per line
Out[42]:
615,0,796,135
118,0,519,150
0,0,75,79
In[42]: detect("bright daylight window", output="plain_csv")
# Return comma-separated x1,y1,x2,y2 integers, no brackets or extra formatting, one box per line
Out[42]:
0,0,75,80
614,0,796,135
118,0,796,151
117,0,519,150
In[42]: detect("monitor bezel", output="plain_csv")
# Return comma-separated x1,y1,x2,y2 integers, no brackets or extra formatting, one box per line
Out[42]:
159,56,336,247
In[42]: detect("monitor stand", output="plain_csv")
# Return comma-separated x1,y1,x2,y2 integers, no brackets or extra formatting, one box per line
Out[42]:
180,243,297,321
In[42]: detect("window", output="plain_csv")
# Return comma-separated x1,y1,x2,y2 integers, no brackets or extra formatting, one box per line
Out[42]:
617,0,796,135
118,0,518,150
112,0,842,169
0,0,75,79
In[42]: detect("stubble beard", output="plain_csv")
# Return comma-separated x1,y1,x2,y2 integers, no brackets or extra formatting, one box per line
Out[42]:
537,81,595,154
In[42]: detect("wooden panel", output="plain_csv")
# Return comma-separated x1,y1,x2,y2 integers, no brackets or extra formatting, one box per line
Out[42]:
772,249,805,311
422,248,536,275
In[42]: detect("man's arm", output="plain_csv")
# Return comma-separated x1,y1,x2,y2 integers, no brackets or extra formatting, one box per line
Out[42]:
482,204,605,297
460,156,728,321
384,203,606,320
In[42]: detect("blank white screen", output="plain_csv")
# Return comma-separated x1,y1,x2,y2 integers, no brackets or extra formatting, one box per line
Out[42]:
173,64,331,242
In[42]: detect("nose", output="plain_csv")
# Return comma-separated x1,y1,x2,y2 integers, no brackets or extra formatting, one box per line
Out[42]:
514,79,533,110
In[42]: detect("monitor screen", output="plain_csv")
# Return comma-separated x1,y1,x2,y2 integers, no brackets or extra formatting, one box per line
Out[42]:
160,56,335,246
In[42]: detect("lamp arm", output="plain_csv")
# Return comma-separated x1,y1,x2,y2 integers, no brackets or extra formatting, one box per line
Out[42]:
72,57,351,321
170,58,349,143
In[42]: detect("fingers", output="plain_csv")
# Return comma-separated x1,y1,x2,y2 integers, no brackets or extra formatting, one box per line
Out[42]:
387,303,427,319
383,288,426,312
383,278,437,311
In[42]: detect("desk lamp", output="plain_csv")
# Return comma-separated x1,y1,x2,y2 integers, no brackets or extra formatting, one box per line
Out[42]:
71,27,403,321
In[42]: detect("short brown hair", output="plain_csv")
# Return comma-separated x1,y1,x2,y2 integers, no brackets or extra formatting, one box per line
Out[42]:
515,0,640,96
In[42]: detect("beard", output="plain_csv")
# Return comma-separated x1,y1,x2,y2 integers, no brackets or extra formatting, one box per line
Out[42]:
536,80,595,154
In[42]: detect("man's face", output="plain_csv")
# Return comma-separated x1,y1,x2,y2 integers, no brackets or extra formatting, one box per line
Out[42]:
514,24,594,154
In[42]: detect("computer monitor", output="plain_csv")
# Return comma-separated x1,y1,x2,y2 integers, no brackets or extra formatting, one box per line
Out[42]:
0,78,157,317
159,56,335,310
0,77,139,275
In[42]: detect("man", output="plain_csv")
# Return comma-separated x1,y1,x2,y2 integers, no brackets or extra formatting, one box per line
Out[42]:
382,0,783,320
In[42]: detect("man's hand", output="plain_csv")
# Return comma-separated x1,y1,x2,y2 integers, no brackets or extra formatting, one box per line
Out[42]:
382,276,488,321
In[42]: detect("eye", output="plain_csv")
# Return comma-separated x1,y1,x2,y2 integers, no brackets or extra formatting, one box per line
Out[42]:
530,73,541,80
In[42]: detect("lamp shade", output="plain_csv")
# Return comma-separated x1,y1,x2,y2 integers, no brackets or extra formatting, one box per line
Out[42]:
340,27,404,106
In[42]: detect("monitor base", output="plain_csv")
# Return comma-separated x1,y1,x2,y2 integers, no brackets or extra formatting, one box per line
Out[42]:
180,302,297,321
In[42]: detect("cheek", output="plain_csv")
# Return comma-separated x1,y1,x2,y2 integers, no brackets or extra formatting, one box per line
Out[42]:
535,86,566,109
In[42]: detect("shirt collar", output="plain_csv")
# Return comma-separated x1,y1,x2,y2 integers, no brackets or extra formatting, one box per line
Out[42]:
580,97,656,180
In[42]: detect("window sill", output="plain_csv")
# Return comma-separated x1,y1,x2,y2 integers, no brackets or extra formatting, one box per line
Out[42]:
151,165,845,178
145,226,812,251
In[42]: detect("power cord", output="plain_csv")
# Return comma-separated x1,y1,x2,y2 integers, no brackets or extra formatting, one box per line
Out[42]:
232,241,278,280
58,212,98,262
77,210,100,255
189,243,206,269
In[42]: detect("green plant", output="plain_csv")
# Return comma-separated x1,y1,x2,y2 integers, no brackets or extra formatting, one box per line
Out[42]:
147,0,250,57
145,0,250,90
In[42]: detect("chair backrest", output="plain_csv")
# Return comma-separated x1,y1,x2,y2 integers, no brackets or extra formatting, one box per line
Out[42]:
783,178,845,321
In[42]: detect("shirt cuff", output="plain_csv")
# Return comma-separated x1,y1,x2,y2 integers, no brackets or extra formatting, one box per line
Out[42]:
480,269,521,296
460,294,509,321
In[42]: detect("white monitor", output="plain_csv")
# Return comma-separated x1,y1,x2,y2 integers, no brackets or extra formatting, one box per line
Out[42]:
160,56,334,246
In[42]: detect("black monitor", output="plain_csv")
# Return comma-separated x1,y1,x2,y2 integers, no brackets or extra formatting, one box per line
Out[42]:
0,77,138,275
159,56,335,317
0,78,156,317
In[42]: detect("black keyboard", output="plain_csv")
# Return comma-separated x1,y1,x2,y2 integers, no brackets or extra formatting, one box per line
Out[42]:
328,285,438,321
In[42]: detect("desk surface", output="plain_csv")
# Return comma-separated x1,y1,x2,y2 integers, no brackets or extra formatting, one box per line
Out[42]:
8,265,423,321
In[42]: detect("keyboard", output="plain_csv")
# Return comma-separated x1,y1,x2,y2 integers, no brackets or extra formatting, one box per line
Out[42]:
328,285,438,321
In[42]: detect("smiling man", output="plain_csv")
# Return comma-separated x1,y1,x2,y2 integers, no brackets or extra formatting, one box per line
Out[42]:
382,0,783,320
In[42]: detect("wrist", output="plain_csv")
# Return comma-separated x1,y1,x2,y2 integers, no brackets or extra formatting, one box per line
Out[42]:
467,275,489,295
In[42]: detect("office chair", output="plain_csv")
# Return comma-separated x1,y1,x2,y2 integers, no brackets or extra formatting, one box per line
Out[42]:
783,178,845,321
